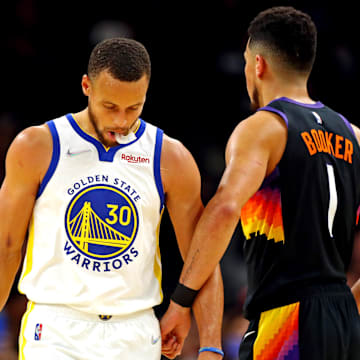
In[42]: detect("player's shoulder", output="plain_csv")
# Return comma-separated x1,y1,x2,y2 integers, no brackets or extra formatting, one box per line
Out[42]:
6,123,53,171
226,111,288,168
10,123,51,154
230,110,287,145
161,134,194,163
247,109,287,128
160,134,200,192
350,123,360,146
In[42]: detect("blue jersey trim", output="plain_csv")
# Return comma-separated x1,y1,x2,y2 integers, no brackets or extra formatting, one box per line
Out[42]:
154,128,165,212
37,121,60,198
65,113,146,162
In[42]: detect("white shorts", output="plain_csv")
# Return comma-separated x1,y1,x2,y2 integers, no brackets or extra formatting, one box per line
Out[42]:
19,302,161,360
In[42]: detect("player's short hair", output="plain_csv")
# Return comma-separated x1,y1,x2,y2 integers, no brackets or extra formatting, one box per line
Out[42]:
247,6,317,74
87,37,151,81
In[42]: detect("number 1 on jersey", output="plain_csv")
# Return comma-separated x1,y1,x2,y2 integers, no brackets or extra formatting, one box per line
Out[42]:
326,164,338,238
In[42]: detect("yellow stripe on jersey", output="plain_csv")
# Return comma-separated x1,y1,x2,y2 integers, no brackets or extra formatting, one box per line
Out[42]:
154,208,164,302
18,301,35,360
18,215,35,293
133,119,141,134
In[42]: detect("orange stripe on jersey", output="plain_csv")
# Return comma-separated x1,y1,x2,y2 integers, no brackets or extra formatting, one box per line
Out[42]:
241,186,284,244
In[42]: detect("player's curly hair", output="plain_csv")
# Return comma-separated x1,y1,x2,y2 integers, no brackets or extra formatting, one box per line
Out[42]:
248,6,317,73
88,37,151,81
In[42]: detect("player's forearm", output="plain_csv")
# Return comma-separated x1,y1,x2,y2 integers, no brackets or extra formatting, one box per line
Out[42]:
192,265,224,349
351,278,360,313
0,250,22,311
180,194,241,291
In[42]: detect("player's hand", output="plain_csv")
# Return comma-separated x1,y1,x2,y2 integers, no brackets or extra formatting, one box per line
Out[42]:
160,300,191,359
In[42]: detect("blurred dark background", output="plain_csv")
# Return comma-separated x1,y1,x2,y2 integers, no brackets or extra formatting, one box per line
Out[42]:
1,1,360,359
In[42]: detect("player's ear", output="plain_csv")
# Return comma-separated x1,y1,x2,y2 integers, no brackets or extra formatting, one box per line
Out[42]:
81,74,91,96
255,54,266,78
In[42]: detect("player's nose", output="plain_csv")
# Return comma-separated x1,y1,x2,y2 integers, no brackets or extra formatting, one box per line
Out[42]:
112,114,129,129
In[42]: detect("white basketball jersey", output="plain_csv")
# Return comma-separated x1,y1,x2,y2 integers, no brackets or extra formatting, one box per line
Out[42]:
18,114,165,315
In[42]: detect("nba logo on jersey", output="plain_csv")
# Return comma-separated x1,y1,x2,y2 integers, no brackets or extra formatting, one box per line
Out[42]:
312,111,323,124
34,323,42,341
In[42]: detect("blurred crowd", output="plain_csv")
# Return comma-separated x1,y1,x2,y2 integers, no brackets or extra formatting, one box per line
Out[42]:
1,0,360,359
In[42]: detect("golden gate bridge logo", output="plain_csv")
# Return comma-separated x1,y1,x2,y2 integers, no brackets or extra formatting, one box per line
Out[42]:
65,185,138,259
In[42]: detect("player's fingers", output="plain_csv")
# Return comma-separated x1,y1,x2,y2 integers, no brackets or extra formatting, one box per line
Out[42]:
162,335,180,354
162,333,176,345
173,342,182,357
161,335,180,359
161,349,177,359
161,347,178,359
162,353,177,359
161,335,175,351
163,337,183,358
174,330,186,351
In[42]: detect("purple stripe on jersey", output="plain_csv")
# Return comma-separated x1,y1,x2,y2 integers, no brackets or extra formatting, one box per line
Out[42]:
258,106,289,127
282,344,300,360
261,166,280,189
271,97,324,108
338,113,355,137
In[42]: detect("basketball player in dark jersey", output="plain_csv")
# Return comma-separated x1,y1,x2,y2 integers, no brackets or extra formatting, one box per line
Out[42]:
160,6,360,360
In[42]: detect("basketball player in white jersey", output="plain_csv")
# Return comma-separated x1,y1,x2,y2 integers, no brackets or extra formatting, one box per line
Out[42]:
0,38,223,360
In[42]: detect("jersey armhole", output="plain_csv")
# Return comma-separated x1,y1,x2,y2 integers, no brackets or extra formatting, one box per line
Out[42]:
154,128,165,212
338,113,360,154
37,120,60,198
338,113,356,137
258,106,289,128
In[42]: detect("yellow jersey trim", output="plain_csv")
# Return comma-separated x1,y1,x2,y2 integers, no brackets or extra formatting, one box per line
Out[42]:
18,215,35,293
18,301,35,360
154,208,164,302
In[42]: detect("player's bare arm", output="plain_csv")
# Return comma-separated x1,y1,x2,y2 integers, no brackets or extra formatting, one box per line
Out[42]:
160,135,224,359
159,111,287,352
179,111,287,291
0,124,52,311
350,123,360,312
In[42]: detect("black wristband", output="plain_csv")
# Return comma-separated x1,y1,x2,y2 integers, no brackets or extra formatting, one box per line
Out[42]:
171,283,199,308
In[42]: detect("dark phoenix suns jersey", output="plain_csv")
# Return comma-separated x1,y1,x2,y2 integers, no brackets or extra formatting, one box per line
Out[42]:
241,97,360,319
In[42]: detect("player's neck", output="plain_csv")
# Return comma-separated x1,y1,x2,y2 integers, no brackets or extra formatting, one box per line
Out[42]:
261,81,314,107
71,109,99,140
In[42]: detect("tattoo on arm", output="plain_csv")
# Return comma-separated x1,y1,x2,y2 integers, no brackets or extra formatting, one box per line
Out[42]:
182,248,200,284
